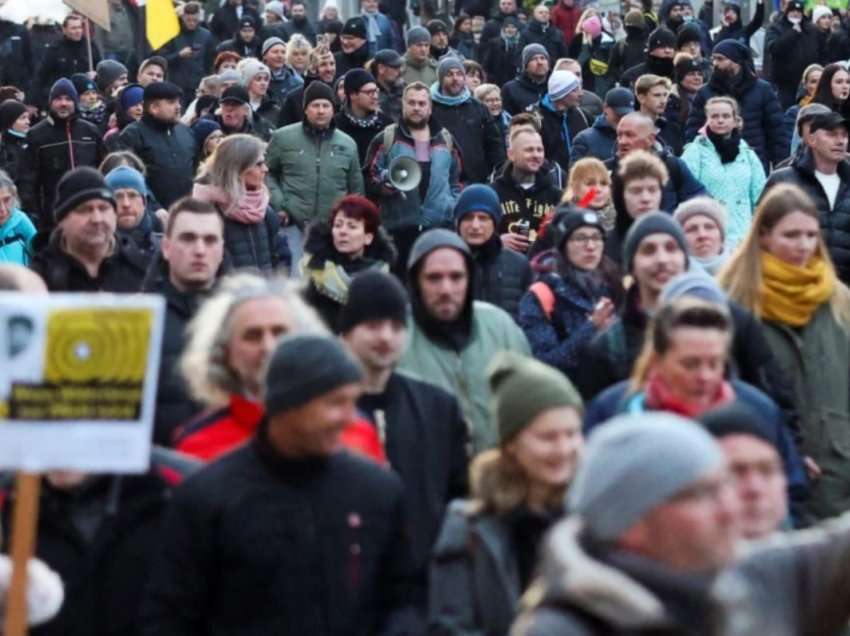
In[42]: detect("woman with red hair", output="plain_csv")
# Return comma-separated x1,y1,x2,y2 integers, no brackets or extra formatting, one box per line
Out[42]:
300,194,397,330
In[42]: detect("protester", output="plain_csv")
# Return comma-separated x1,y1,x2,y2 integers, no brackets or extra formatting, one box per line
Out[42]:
673,196,730,274
334,68,391,166
713,0,765,46
335,17,371,77
402,26,439,87
136,56,168,87
810,61,850,118
104,165,162,256
429,351,584,635
567,9,617,96
399,229,530,452
236,58,279,141
620,26,677,87
635,73,682,154
0,100,30,185
765,0,823,109
286,34,313,78
450,15,478,60
719,182,850,522
667,52,704,135
522,3,569,64
72,72,108,127
143,334,423,634
562,157,616,231
501,43,551,115
209,0,260,43
535,69,590,172
570,86,634,163
32,15,102,107
104,83,145,150
0,170,36,265
480,16,523,87
608,9,649,81
158,2,216,103
369,49,404,122
216,14,263,59
339,270,468,576
281,0,318,46
279,44,336,126
475,84,511,140
681,96,765,250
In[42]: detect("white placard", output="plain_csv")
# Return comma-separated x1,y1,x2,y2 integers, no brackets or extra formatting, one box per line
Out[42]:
0,293,165,473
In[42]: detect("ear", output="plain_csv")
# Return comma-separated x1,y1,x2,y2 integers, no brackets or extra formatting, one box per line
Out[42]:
160,236,172,261
364,232,374,246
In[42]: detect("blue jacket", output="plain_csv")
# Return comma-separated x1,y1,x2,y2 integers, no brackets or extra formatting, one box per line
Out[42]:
570,114,616,164
0,208,36,265
364,11,395,55
583,379,808,511
685,71,788,171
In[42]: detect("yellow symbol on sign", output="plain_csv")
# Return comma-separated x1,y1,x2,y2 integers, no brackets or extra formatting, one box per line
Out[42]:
43,308,152,384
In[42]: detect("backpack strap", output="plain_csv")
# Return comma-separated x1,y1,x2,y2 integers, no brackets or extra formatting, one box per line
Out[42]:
0,234,24,249
530,281,556,320
382,123,397,152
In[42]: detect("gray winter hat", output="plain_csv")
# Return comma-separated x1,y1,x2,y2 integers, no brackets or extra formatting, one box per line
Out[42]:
406,26,431,47
437,56,465,85
568,413,725,542
521,43,550,70
264,334,363,417
407,228,471,272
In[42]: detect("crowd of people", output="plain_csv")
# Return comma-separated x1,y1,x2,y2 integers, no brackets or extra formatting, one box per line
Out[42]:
1,0,850,632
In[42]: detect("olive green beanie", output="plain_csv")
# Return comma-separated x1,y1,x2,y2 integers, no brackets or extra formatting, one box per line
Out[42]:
488,352,583,444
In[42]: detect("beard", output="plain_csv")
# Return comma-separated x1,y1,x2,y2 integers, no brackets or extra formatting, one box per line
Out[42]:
404,115,428,130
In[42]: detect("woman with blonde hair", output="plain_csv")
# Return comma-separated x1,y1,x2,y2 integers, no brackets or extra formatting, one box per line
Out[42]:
564,157,615,231
429,351,584,635
681,95,765,251
719,183,850,522
286,34,313,77
192,134,281,272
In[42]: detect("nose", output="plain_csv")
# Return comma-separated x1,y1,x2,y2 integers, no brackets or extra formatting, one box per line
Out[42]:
260,329,279,356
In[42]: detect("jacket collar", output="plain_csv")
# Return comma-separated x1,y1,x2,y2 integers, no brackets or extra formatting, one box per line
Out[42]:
792,145,850,181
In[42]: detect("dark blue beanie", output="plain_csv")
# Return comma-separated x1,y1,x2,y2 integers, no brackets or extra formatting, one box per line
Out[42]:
119,84,144,112
711,39,750,66
453,184,502,226
192,118,222,148
49,78,79,105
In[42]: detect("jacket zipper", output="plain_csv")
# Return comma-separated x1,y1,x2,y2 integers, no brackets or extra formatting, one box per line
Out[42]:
66,120,76,169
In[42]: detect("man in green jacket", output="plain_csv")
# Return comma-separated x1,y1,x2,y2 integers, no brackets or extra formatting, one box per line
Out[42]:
398,229,530,453
265,81,364,266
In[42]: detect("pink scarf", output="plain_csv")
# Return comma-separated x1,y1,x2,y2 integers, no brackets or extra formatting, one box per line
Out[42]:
192,182,270,224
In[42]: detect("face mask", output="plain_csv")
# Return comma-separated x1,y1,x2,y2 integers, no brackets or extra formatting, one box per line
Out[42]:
788,15,801,24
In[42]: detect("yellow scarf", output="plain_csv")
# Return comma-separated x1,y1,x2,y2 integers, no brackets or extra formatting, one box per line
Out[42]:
760,252,834,327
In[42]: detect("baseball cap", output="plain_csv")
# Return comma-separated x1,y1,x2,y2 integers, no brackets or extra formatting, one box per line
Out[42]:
604,87,635,116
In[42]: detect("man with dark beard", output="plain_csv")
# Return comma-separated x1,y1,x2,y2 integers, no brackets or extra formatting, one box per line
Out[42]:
685,39,786,171
364,81,462,271
620,26,677,88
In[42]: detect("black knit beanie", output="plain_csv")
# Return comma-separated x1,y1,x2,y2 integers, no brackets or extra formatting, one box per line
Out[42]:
303,80,335,109
699,401,779,449
53,167,116,223
622,212,689,272
264,335,363,417
0,99,27,131
338,270,408,334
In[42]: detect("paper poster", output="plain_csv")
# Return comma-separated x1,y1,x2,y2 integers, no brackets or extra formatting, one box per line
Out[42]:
0,293,165,473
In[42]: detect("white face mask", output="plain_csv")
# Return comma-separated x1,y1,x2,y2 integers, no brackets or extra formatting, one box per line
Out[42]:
788,15,801,24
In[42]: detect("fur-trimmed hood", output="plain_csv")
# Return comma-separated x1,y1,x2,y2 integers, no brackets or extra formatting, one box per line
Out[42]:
301,219,397,271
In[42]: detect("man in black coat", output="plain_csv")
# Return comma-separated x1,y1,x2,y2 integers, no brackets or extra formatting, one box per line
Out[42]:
118,82,197,208
501,43,551,116
32,14,101,108
335,17,372,78
140,334,423,635
18,79,106,232
454,184,533,318
145,198,226,445
520,3,568,62
763,112,850,284
620,26,677,88
765,0,822,109
29,167,150,292
334,68,392,166
280,0,317,45
430,57,506,184
533,69,591,173
157,2,217,106
209,0,260,43
339,271,468,578
0,18,34,98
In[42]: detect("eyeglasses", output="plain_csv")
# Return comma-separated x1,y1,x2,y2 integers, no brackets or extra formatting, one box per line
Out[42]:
568,234,604,245
358,88,379,96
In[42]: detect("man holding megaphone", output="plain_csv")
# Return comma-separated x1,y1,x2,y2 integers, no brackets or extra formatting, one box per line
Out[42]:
365,81,463,271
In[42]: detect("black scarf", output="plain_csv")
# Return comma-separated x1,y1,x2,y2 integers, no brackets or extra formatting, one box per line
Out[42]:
647,54,675,79
707,128,741,163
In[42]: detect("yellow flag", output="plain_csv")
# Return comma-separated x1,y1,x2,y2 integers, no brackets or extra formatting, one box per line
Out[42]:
146,0,180,51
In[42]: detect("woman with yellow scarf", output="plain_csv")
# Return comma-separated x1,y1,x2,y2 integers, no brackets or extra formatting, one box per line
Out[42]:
719,183,850,524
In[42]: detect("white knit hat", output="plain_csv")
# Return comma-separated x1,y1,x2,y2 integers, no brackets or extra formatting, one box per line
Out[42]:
812,5,833,23
548,70,580,102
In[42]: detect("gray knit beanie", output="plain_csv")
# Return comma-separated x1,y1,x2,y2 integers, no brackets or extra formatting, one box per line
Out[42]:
568,413,725,542
406,26,431,47
437,56,465,85
521,43,549,70
622,212,689,272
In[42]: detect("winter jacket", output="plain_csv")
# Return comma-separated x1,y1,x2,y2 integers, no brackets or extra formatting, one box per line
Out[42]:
763,148,850,284
550,1,582,46
681,134,766,249
278,76,331,127
248,98,281,142
449,31,478,61
536,96,591,173
361,11,394,54
655,114,684,156
357,371,469,576
334,42,371,78
30,231,150,292
118,114,197,208
280,19,318,46
762,303,850,523
265,120,364,227
174,394,264,461
333,105,392,166
118,209,163,258
0,20,34,95
685,70,788,171
378,79,404,124
481,12,525,44
501,73,548,116
570,113,617,164
568,31,617,97
511,511,850,636
519,269,614,382
765,18,823,106
0,208,36,265
480,36,522,89
215,35,262,59
0,128,27,183
208,5,260,42
712,0,764,46
32,37,102,107
520,20,569,63
468,235,533,319
491,160,562,237
139,431,423,636
431,89,506,184
401,53,438,88
221,207,280,273
1,475,169,636
607,33,648,83
300,220,396,330
365,121,461,232
268,66,304,106
18,114,105,230
157,26,217,99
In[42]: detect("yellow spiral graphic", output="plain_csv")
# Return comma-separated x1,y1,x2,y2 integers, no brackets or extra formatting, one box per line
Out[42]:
43,308,153,384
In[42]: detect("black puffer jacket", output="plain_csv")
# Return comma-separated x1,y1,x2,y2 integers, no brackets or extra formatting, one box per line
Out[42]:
18,114,105,230
0,129,27,183
32,37,102,107
118,114,197,208
520,20,569,62
29,231,150,292
301,220,397,330
218,206,280,274
764,148,850,284
765,17,823,101
0,19,34,95
468,234,533,319
157,25,217,99
501,73,547,116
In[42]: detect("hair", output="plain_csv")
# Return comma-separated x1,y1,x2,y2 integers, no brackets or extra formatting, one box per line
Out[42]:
309,44,334,71
553,57,580,71
705,95,742,129
180,273,327,407
165,197,222,236
575,7,598,34
719,183,850,328
812,62,850,111
198,74,223,97
183,1,201,14
630,297,733,389
474,83,500,102
634,73,672,95
214,51,242,73
329,194,381,235
0,169,18,208
565,157,610,202
196,134,266,209
463,59,486,81
618,149,669,187
0,87,22,102
509,111,542,133
99,150,147,176
287,34,313,65
63,13,82,26
403,81,431,100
